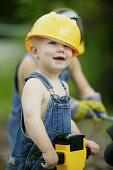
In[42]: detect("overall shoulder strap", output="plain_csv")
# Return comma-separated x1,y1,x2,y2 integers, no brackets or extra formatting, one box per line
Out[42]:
24,72,53,89
59,79,69,97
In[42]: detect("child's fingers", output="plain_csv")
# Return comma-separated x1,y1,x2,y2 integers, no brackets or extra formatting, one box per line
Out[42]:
41,162,56,169
89,141,100,155
41,149,58,169
85,140,100,155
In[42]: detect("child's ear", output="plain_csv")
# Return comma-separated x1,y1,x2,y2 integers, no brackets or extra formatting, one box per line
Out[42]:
30,45,39,59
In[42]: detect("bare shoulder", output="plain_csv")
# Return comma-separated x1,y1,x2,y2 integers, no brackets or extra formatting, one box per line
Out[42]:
21,77,46,118
22,77,46,108
18,54,38,95
19,55,38,75
23,78,45,95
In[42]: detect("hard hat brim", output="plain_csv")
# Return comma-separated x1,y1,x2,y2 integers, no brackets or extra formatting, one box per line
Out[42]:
26,34,79,57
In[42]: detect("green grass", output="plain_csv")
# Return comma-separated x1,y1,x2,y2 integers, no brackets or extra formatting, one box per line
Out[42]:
0,38,26,122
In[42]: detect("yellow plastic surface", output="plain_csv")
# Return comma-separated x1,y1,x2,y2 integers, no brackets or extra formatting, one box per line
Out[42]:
56,138,86,170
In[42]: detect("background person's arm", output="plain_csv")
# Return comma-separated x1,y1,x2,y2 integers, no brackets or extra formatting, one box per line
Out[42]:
69,57,107,122
18,54,38,96
70,57,95,99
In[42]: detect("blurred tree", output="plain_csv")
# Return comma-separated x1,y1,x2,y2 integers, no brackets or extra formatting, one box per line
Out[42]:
97,0,113,105
0,0,17,23
0,0,104,23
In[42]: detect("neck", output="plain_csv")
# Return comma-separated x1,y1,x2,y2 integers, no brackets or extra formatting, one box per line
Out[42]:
35,67,61,81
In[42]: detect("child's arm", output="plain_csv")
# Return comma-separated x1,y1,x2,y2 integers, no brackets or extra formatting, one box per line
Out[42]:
22,78,58,169
71,119,80,133
71,119,100,155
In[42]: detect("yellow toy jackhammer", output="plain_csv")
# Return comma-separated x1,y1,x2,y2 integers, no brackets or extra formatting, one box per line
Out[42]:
41,133,90,170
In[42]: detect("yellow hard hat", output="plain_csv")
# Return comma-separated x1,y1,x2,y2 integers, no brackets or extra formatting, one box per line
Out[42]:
25,12,81,56
78,41,85,55
59,9,85,55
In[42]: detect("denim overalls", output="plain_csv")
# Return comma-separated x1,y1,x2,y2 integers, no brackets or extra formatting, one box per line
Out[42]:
7,72,71,170
8,53,71,154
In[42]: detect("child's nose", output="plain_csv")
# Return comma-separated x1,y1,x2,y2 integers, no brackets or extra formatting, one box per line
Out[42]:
56,44,64,53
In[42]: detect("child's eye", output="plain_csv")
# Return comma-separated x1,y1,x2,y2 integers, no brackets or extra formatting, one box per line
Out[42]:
64,44,70,48
49,41,57,45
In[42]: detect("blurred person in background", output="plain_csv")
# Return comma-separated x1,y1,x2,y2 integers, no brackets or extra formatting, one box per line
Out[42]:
8,8,107,153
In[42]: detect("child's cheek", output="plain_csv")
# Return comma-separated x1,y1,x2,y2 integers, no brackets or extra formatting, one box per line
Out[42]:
67,54,72,66
44,50,54,57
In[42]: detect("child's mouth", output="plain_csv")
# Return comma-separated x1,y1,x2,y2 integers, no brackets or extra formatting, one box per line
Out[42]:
53,56,65,63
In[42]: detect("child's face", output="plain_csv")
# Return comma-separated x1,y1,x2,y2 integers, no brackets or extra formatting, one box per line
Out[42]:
31,37,73,73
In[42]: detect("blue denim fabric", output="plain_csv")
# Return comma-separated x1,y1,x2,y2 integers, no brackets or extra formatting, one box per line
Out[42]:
8,88,21,154
59,67,70,82
7,72,71,170
8,53,71,154
8,53,34,153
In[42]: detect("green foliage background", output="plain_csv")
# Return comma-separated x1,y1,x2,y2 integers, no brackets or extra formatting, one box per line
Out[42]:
0,0,113,121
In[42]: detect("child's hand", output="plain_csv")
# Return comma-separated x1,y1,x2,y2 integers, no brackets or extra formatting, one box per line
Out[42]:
85,139,100,156
41,148,58,169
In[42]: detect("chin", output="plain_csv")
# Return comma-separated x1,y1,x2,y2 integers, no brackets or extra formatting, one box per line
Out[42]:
56,65,66,72
49,63,67,73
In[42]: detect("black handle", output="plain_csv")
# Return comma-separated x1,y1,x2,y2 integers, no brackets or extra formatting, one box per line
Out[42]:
40,156,46,164
40,152,64,165
41,148,90,165
57,152,65,164
107,125,113,141
86,147,91,159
